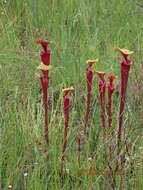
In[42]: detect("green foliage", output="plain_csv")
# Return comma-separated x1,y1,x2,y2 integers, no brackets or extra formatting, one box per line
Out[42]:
1,0,143,189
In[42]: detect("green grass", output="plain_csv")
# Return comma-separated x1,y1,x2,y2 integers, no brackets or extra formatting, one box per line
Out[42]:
1,0,143,189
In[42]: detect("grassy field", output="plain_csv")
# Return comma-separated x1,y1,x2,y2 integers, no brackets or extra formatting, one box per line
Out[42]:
1,0,143,189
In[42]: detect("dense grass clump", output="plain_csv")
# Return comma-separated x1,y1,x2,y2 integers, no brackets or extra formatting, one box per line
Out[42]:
1,0,143,189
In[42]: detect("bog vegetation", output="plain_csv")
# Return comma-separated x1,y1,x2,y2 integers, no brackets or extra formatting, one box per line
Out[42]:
1,0,143,189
